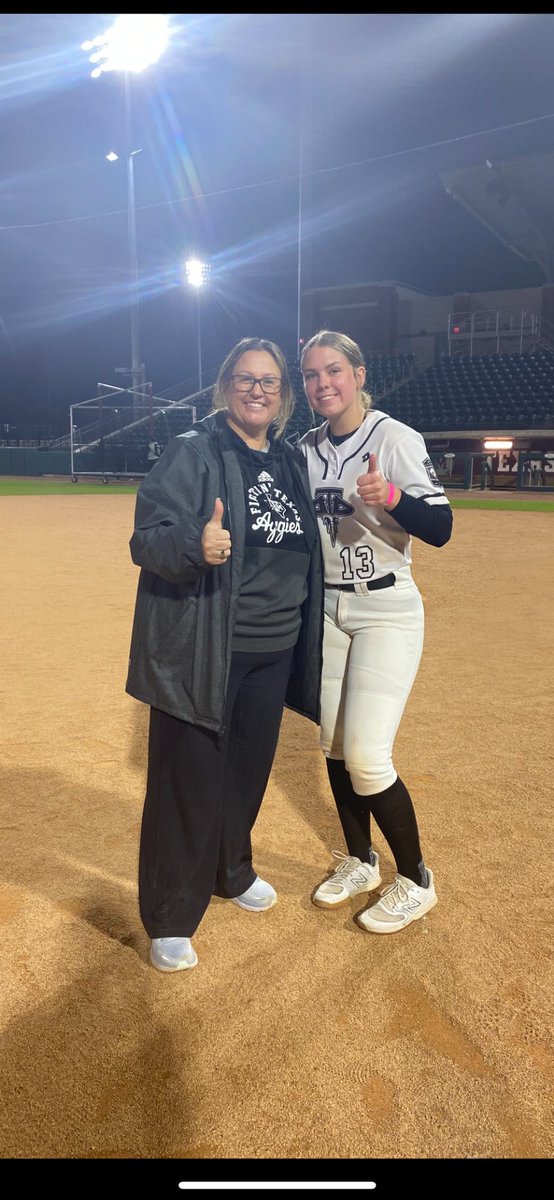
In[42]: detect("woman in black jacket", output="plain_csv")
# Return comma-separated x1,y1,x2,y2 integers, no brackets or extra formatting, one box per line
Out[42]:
126,338,323,972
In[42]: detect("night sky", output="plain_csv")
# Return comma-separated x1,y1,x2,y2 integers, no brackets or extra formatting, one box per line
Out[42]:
1,12,554,434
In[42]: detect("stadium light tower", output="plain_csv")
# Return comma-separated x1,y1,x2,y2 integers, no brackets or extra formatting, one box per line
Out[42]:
185,258,211,392
81,15,171,402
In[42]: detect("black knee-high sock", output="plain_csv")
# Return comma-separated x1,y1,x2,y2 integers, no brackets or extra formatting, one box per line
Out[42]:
325,759,376,865
368,776,428,886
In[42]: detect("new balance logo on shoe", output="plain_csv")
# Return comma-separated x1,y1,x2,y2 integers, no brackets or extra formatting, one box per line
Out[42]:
356,868,437,934
312,850,381,909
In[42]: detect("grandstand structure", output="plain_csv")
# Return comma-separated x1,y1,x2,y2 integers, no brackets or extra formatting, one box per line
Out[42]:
440,152,554,288
63,351,419,482
62,148,554,491
64,331,554,491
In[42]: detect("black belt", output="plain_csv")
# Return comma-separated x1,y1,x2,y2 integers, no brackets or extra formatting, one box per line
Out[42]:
326,572,396,593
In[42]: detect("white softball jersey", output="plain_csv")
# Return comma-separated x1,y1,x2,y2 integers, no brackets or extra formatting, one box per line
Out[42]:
297,410,450,585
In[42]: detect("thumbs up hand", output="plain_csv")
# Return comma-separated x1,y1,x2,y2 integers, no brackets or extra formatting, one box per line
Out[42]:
201,497,232,565
356,455,398,508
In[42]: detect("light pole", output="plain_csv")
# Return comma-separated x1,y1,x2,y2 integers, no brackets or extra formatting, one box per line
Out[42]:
185,258,211,392
81,15,170,405
105,140,144,404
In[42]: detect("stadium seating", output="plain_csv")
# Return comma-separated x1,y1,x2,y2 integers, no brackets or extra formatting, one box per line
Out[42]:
376,351,554,432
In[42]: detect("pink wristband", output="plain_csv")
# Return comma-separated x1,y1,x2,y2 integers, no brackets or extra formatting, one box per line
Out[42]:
386,482,395,506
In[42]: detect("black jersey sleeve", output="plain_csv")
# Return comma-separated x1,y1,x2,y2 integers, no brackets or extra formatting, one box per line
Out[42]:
388,490,453,547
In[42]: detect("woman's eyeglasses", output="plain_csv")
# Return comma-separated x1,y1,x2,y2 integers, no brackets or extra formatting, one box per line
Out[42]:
230,375,282,395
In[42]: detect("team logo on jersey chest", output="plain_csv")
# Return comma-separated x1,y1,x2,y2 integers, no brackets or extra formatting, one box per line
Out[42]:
314,487,355,546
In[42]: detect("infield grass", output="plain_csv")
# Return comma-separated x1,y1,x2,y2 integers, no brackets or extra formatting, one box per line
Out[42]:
0,478,140,495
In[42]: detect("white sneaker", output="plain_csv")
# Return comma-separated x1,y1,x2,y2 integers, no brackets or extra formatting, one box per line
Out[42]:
150,936,198,972
356,868,437,934
230,876,277,911
312,850,381,909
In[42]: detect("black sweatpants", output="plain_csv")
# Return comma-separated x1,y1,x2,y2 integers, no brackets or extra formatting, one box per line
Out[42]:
139,646,294,939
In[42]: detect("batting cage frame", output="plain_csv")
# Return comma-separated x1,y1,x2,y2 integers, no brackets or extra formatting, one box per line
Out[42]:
68,382,211,482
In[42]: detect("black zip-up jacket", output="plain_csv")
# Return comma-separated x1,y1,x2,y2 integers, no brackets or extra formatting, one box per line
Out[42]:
126,412,324,733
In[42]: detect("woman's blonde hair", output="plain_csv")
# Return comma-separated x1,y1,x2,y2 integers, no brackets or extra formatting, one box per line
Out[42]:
211,337,294,439
300,329,373,411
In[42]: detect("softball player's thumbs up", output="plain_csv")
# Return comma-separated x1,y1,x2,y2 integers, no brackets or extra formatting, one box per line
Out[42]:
201,497,232,565
356,456,388,507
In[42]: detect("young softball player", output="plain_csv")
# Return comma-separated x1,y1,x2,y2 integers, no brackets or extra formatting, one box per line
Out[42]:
298,330,453,933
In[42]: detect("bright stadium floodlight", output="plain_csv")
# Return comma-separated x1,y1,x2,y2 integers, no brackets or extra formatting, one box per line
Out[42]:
81,15,171,408
81,14,170,78
185,259,211,392
185,259,211,290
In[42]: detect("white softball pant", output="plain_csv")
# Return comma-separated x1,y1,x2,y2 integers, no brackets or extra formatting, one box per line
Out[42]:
320,571,425,796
